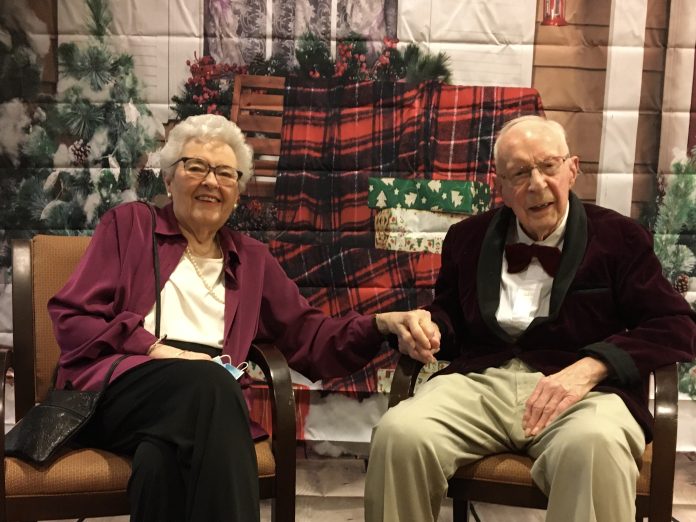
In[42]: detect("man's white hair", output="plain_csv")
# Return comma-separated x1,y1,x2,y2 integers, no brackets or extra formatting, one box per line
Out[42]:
159,114,254,193
493,115,569,166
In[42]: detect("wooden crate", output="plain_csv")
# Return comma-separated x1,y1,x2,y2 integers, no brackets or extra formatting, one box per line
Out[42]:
230,74,286,199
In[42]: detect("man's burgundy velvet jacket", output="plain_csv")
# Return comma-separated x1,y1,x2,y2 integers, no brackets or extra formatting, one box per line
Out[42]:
428,193,695,441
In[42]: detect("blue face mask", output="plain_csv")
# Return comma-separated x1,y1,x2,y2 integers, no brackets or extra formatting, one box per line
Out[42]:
212,355,248,380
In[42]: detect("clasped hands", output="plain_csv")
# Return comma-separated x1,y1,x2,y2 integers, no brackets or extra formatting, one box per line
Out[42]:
374,310,441,365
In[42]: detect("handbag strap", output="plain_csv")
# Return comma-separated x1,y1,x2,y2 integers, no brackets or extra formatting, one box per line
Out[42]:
98,354,129,393
92,200,159,392
144,203,162,338
94,203,157,392
100,203,158,390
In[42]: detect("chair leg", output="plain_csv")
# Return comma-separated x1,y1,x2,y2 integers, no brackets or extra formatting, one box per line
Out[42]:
270,484,296,522
452,499,471,521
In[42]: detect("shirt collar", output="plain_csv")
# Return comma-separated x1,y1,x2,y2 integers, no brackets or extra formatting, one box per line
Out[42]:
514,202,570,249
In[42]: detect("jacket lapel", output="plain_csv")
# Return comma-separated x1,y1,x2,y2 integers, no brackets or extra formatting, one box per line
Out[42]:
477,205,517,344
476,192,588,342
533,192,588,326
220,234,241,346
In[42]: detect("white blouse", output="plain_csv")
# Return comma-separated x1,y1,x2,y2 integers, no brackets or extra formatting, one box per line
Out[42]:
143,253,225,348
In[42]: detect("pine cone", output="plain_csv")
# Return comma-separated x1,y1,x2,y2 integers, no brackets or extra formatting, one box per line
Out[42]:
70,139,91,165
675,274,690,294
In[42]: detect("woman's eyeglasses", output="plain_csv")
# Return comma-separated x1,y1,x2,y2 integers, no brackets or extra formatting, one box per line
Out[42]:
172,157,243,186
504,155,570,187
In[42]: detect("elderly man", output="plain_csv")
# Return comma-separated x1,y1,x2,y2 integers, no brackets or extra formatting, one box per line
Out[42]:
368,115,696,522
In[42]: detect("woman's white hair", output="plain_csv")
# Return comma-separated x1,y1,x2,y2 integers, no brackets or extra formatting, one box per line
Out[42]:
493,115,569,166
159,114,254,193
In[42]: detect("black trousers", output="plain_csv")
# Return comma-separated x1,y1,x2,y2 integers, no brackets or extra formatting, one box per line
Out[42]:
77,356,260,522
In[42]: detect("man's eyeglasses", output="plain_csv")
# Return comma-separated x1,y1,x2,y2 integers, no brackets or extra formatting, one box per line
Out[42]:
172,157,243,187
503,155,570,187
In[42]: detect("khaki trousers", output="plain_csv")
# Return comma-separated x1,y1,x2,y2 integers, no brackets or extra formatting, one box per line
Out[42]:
365,359,645,522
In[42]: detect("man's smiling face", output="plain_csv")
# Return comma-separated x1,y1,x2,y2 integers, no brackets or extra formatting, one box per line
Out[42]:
495,120,578,241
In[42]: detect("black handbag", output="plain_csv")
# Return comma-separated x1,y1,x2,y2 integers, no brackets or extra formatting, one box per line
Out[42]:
5,203,161,466
4,356,126,465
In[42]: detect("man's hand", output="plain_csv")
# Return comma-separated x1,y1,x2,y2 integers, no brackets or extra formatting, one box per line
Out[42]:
522,357,609,437
375,310,441,364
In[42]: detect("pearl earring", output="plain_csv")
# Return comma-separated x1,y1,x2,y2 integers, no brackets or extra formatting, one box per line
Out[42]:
167,192,171,198
233,203,238,210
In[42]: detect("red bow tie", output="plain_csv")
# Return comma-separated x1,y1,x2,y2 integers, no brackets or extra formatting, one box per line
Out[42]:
504,243,561,277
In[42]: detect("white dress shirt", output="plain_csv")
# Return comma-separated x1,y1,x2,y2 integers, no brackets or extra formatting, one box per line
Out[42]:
496,205,569,338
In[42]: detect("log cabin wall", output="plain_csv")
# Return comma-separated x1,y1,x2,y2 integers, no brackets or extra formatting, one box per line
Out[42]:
532,0,669,219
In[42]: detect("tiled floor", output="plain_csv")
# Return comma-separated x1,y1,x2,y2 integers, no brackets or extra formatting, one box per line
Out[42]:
48,452,696,522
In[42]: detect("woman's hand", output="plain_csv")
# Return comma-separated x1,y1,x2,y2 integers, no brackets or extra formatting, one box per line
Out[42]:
375,310,441,364
148,343,212,360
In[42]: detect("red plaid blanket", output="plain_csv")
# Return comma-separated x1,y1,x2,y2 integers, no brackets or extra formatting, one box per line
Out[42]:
270,79,543,393
275,79,544,233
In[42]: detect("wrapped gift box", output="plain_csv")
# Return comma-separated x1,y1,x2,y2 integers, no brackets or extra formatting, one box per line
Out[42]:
368,177,491,214
374,208,468,253
375,231,445,253
374,208,467,233
377,361,451,394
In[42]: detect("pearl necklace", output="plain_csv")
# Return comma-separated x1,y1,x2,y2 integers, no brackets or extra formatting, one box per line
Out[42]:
184,247,225,304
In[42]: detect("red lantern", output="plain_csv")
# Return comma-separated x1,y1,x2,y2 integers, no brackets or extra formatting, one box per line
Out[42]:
542,0,567,26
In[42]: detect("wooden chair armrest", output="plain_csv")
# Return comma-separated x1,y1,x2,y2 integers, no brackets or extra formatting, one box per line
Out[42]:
388,354,424,408
248,343,296,464
0,348,12,430
653,363,678,440
648,362,679,520
0,347,13,509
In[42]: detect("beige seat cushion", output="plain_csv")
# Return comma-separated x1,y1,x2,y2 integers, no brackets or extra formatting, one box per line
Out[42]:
6,439,276,496
451,443,652,495
255,438,275,478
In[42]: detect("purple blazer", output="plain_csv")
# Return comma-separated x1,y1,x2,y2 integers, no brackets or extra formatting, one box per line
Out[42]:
428,193,696,441
49,202,383,436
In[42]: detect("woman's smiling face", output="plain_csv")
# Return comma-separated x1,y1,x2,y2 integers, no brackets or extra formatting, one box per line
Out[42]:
166,138,240,236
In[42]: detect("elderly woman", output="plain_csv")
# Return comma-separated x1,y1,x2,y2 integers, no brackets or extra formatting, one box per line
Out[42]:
48,114,394,522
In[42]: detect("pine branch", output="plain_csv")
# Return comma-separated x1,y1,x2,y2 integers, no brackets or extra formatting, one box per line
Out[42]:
65,169,93,200
653,155,696,282
86,0,112,41
0,40,41,101
83,45,115,90
22,127,57,168
16,176,52,225
111,53,134,76
248,54,290,76
59,97,107,140
137,169,167,200
403,43,421,65
58,42,115,90
295,31,333,78
405,46,452,84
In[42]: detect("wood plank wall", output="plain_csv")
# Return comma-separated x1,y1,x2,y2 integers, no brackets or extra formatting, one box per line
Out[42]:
29,0,58,93
634,0,669,219
532,0,668,218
